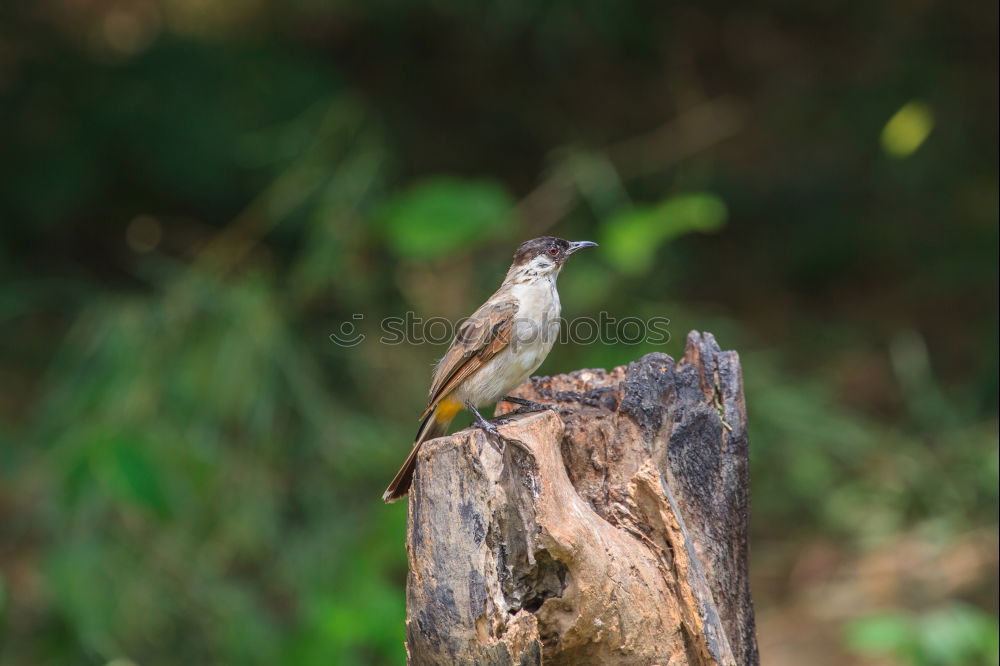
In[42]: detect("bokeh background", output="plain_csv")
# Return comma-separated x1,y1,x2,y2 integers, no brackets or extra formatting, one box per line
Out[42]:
1,1,997,664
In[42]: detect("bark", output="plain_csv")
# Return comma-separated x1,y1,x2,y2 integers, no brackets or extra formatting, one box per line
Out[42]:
405,331,758,665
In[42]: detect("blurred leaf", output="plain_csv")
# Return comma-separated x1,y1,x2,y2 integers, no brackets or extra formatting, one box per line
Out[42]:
919,604,1000,665
846,605,1000,666
377,177,514,258
601,192,727,274
62,451,95,508
110,438,171,518
846,613,915,654
881,101,934,159
46,544,118,656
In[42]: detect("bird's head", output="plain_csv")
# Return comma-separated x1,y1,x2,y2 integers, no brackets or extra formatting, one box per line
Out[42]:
508,237,598,281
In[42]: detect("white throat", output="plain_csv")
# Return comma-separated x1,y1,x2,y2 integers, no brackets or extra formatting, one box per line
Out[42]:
504,255,561,286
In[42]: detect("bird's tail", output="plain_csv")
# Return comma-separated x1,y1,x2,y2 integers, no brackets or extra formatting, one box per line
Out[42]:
382,408,453,503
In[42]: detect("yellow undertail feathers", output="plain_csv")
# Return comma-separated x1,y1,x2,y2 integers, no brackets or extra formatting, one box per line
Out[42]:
434,396,463,423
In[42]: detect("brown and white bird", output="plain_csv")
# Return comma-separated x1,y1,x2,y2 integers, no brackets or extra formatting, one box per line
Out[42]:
382,237,597,502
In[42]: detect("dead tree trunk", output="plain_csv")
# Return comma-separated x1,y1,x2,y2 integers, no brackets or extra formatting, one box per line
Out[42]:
405,331,758,665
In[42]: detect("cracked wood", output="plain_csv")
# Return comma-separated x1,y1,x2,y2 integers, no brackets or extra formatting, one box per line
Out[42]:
405,331,758,665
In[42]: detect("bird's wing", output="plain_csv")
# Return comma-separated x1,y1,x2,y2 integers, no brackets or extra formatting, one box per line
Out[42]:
419,297,519,421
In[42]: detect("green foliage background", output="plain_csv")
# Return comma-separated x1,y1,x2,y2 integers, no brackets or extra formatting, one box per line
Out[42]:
0,1,996,664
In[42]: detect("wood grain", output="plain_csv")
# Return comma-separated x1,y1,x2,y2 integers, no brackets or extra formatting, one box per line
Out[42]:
405,331,758,665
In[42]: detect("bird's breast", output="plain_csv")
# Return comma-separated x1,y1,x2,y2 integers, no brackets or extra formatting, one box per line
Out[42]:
511,279,560,353
456,278,561,407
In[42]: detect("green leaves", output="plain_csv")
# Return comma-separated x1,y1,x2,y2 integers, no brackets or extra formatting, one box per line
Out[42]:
378,177,515,259
845,605,1000,666
110,438,172,519
60,431,172,519
601,192,727,274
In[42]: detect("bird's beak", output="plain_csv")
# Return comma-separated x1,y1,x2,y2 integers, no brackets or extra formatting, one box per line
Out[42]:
566,240,598,256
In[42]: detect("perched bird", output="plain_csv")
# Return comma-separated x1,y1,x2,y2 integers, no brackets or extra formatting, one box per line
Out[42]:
383,237,598,502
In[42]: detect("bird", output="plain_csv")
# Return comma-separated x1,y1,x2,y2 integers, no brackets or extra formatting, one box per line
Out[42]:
382,237,598,502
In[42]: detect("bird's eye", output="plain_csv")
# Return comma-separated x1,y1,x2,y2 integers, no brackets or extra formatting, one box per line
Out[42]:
547,247,559,256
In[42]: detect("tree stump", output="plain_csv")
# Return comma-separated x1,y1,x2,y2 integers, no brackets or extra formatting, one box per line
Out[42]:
404,331,758,665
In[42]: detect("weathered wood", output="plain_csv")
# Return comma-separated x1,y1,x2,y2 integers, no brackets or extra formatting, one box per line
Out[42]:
405,331,758,665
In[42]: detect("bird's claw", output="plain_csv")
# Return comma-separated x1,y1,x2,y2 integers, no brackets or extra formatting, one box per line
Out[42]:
476,421,504,452
465,400,534,456
473,419,533,456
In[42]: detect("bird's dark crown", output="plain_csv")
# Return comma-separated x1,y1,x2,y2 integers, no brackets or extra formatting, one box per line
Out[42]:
511,237,572,265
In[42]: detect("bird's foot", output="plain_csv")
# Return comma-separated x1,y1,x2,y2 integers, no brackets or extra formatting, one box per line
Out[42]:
466,401,505,453
478,421,505,450
466,400,532,456
500,395,558,416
